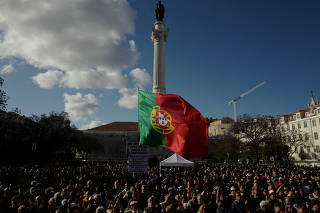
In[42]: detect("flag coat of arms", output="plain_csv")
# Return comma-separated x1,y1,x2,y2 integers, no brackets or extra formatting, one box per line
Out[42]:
138,90,208,158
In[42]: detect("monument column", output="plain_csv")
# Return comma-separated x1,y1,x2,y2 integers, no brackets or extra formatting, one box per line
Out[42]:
151,1,168,94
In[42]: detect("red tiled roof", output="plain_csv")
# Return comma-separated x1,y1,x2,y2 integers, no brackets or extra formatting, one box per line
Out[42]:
299,109,307,112
221,117,234,123
279,108,312,118
88,122,138,132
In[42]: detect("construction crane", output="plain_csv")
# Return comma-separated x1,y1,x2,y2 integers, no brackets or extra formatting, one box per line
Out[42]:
229,81,265,122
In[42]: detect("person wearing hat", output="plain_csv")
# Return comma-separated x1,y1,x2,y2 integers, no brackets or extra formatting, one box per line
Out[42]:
268,190,280,213
225,186,237,210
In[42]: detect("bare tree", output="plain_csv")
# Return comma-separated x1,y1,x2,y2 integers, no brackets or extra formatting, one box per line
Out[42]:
283,129,311,161
232,114,274,163
208,134,240,162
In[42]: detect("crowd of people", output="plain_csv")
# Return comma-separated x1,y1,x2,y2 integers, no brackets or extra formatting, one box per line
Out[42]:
0,161,320,213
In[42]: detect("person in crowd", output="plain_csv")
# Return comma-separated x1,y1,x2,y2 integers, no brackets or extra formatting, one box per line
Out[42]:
125,200,140,213
0,162,319,213
257,200,268,213
143,195,161,213
231,192,245,213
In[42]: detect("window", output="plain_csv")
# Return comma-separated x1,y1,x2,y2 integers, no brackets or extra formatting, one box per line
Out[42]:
304,121,308,128
312,119,317,127
307,146,311,153
315,145,320,153
297,113,300,119
299,134,303,140
298,122,301,129
314,132,318,140
292,124,295,130
305,133,309,140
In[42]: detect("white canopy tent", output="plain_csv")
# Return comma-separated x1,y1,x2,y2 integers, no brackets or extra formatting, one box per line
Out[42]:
160,153,194,167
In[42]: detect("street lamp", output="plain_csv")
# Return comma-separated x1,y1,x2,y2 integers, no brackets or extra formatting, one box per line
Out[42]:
122,131,128,161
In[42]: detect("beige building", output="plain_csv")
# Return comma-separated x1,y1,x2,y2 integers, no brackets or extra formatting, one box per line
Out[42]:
208,94,320,163
208,117,234,138
83,122,172,161
276,94,320,161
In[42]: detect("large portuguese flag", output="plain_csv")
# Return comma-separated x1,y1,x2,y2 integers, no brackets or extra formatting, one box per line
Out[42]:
138,90,208,158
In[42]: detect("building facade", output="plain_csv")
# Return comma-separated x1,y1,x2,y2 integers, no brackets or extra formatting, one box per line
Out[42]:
83,122,172,161
209,94,320,162
276,95,320,161
208,117,234,139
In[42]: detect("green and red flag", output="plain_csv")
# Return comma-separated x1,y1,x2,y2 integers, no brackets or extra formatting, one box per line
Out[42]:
138,90,208,158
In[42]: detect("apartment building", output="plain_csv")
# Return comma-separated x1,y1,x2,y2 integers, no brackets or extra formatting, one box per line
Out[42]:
208,117,234,138
277,95,320,161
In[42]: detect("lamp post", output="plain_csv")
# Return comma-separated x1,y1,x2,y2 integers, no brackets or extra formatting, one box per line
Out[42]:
122,131,128,161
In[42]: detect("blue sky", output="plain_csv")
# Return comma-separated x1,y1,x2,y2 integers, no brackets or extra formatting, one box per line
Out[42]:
0,0,319,129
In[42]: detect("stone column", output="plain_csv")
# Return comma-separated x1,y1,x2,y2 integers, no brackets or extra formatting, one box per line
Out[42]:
151,21,168,94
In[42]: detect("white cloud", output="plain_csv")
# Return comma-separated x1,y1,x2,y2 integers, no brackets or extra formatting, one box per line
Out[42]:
118,88,138,109
61,68,127,89
0,0,151,114
0,64,14,74
130,68,151,88
64,93,99,122
32,70,63,89
0,0,138,89
80,120,103,130
117,68,151,109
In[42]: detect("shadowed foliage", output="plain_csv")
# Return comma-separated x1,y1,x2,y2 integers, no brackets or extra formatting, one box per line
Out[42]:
0,110,103,163
0,77,9,111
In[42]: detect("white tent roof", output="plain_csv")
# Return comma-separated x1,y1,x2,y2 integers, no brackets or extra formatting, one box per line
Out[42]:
160,153,194,167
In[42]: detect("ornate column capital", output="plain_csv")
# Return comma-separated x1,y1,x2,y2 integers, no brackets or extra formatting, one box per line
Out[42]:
151,26,169,43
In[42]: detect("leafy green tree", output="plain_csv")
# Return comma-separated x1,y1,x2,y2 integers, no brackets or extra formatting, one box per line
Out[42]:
0,110,35,162
0,110,103,163
30,112,103,159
